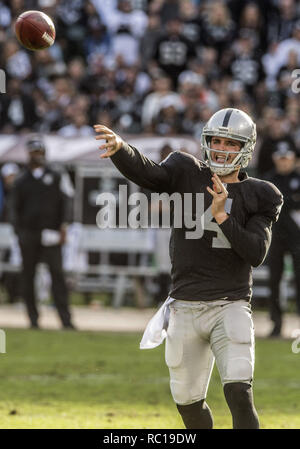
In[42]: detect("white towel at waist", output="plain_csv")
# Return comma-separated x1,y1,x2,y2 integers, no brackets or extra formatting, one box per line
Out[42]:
140,296,176,349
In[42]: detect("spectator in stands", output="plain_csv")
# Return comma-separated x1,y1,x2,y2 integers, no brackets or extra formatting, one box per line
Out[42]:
180,103,201,136
199,0,236,61
140,13,163,70
7,0,26,21
113,81,143,134
0,78,38,133
84,6,111,60
107,0,148,66
0,0,11,39
267,0,299,45
265,144,300,337
264,19,300,85
152,97,182,136
38,97,66,133
179,0,202,54
52,76,75,109
58,112,94,137
90,0,118,26
2,39,32,81
141,74,182,131
227,29,266,95
59,94,92,131
94,110,114,129
10,135,75,329
178,69,219,112
286,97,300,151
152,17,197,88
178,71,203,106
55,0,86,57
239,2,267,54
195,47,220,81
32,48,67,79
273,49,300,109
227,80,251,109
67,58,89,93
193,105,215,140
72,94,92,116
151,0,180,24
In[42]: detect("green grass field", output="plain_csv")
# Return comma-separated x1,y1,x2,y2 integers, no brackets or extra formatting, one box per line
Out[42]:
0,328,299,429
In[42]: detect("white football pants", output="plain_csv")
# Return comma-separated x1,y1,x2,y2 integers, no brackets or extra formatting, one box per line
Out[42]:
165,299,255,405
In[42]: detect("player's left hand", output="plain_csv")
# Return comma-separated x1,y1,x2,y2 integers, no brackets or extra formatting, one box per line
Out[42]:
207,173,229,224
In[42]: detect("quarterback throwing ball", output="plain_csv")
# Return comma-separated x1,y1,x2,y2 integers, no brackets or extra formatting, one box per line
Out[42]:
94,108,283,429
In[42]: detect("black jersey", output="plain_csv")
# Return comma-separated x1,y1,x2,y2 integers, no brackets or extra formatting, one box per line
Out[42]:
10,167,70,233
111,144,283,302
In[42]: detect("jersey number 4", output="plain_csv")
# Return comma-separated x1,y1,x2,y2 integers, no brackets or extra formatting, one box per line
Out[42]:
186,198,232,248
204,206,231,249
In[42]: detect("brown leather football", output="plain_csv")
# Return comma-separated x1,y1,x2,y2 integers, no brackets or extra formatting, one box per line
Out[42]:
15,10,55,51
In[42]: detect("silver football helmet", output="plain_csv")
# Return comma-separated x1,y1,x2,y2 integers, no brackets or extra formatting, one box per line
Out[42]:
201,108,257,175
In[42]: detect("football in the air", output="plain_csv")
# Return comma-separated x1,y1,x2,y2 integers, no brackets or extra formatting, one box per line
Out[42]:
15,10,55,51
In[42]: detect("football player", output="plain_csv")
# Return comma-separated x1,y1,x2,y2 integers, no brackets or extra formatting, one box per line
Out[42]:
94,108,283,429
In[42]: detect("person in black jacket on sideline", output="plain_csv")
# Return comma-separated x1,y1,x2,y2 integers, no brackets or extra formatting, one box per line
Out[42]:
10,135,75,330
265,145,300,337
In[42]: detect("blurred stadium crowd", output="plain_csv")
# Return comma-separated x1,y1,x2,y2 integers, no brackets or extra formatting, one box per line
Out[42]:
0,0,300,174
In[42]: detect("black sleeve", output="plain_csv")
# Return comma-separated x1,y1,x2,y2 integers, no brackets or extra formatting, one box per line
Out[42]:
219,214,273,267
110,143,179,193
219,182,283,267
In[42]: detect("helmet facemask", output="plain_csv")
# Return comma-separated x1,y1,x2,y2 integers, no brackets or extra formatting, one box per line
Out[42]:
202,134,249,176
